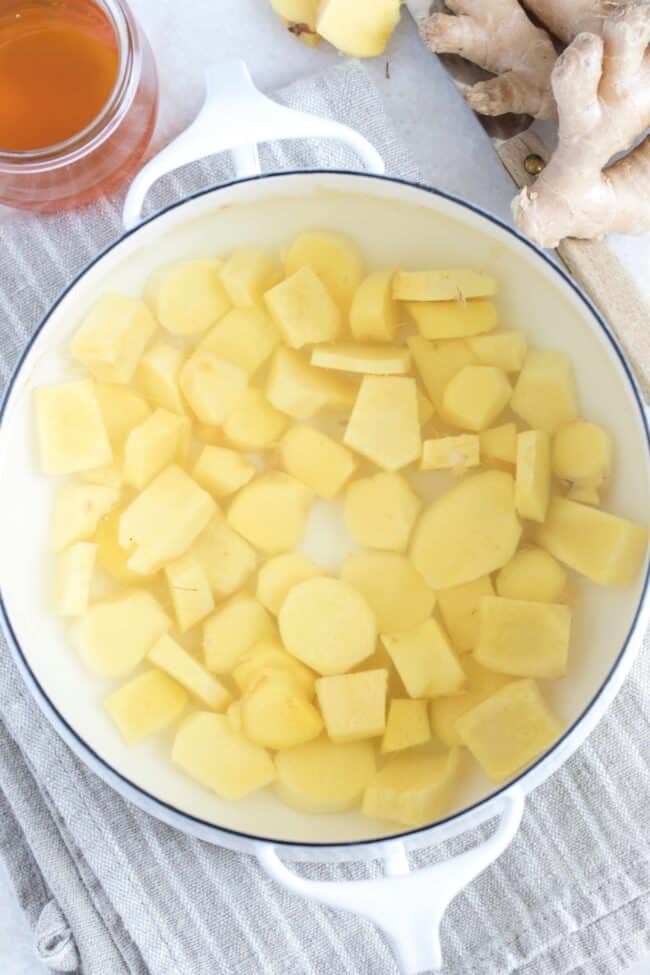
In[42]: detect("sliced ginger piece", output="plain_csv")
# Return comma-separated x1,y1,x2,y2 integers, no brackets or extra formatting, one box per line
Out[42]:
407,336,477,410
35,380,113,475
456,679,561,782
362,747,461,826
222,389,288,450
349,270,398,342
317,0,401,57
148,634,231,711
511,349,578,434
316,669,388,742
264,266,342,348
552,419,612,488
279,576,376,675
343,472,420,553
146,260,230,336
192,445,255,499
430,656,514,748
203,594,275,673
199,306,279,377
283,230,364,312
256,553,321,615
227,472,312,554
266,346,355,419
70,293,156,384
191,514,257,599
437,575,495,653
77,589,170,678
172,712,275,800
497,547,567,604
381,699,430,754
106,669,187,744
421,434,480,473
275,736,376,814
344,376,420,471
233,640,316,697
53,542,96,617
480,422,517,467
475,596,571,679
179,351,247,426
279,424,357,499
536,498,648,587
123,408,184,490
406,298,497,340
135,341,187,415
93,383,150,450
394,268,496,302
341,552,434,633
442,365,511,432
241,671,323,749
219,247,278,307
467,330,527,373
515,430,551,523
164,552,214,632
381,618,465,698
311,343,411,376
410,470,521,590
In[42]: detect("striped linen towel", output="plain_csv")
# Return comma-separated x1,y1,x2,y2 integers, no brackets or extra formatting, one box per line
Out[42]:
1,61,650,975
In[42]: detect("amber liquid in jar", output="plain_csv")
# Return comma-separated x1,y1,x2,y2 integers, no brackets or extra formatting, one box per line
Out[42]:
0,0,120,152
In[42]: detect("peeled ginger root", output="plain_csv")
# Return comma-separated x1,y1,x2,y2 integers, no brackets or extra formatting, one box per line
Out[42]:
269,0,401,57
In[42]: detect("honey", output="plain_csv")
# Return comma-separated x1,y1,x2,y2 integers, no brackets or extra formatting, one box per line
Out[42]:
0,0,119,152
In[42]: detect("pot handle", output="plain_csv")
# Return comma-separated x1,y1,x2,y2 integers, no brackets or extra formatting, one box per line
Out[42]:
256,787,524,974
122,59,385,230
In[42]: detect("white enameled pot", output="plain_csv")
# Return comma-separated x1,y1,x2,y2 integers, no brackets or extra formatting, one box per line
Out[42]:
1,62,649,974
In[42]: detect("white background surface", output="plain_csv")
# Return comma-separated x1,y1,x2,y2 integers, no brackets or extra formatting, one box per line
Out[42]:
1,0,649,972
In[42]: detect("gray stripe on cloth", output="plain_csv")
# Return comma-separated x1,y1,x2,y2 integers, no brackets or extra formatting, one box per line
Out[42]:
0,58,649,975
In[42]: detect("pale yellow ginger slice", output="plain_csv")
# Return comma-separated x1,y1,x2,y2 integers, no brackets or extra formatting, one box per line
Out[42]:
148,634,231,711
164,552,214,633
343,472,420,553
172,713,275,800
119,465,216,575
475,595,571,679
145,260,230,336
266,347,356,419
497,547,567,604
279,576,376,675
135,341,187,416
264,266,342,348
203,594,275,673
437,575,495,654
317,0,401,58
311,343,411,376
51,482,120,551
421,435,480,473
362,747,461,826
227,472,312,554
381,619,466,699
191,514,257,599
467,331,527,373
123,408,184,490
344,376,421,471
511,349,577,434
381,699,430,754
349,270,398,343
341,552,434,634
192,445,255,499
283,231,365,313
222,389,288,450
93,383,150,450
407,336,477,410
179,351,247,426
76,589,171,678
406,298,497,340
316,669,388,743
256,554,321,615
279,424,357,499
219,247,278,307
71,293,157,384
456,679,561,782
394,268,496,302
275,737,376,814
515,429,551,523
241,671,323,750
35,380,112,475
480,422,518,467
552,420,612,489
53,542,96,617
442,366,511,432
199,306,279,377
106,669,187,744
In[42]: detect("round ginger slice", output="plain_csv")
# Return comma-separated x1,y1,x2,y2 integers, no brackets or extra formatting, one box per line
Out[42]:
275,736,377,814
279,577,376,675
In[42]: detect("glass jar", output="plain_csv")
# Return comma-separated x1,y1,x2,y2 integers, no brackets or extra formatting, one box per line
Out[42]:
0,0,158,212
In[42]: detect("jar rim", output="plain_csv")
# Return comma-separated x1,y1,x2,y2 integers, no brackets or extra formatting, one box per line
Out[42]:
0,0,142,171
